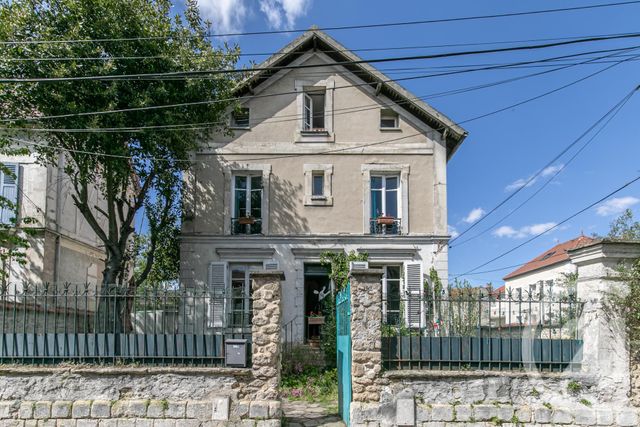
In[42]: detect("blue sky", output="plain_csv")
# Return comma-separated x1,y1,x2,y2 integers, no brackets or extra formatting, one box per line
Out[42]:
186,0,640,285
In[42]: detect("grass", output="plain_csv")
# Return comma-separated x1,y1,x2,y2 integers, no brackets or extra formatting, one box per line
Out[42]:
281,367,338,407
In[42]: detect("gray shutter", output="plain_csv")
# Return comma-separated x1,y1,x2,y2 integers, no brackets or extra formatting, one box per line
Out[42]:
404,262,424,328
263,260,279,270
1,163,18,224
303,92,313,130
208,262,227,328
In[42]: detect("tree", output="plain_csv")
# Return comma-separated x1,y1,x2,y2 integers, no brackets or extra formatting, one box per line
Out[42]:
608,209,640,240
0,0,240,330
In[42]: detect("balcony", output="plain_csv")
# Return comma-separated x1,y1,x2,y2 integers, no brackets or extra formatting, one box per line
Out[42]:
231,217,263,235
370,217,401,235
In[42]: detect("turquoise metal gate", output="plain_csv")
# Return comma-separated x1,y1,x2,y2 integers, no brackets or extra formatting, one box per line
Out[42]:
336,282,351,425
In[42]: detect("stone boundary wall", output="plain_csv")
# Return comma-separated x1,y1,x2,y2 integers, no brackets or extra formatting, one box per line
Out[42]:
0,367,280,426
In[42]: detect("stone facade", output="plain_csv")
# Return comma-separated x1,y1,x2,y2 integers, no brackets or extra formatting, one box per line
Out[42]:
348,241,640,426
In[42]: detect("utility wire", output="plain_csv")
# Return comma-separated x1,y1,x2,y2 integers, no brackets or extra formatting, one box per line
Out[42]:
454,174,640,278
3,33,640,83
2,45,636,123
450,89,637,248
2,1,639,44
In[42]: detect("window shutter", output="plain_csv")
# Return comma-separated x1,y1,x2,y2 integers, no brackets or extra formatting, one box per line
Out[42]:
263,260,279,271
404,262,424,328
207,262,227,328
0,164,18,224
303,92,313,130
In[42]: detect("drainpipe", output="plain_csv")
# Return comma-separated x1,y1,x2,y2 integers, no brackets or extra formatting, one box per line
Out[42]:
53,157,64,283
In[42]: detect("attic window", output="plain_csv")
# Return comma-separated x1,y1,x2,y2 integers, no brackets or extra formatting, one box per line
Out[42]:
302,87,325,131
231,108,250,128
380,109,399,129
540,251,556,261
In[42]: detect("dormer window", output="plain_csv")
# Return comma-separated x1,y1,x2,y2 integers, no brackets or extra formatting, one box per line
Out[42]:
380,109,399,129
302,88,325,131
231,107,250,128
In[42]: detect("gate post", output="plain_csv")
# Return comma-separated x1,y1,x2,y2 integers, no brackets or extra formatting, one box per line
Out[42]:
349,268,384,404
244,270,285,423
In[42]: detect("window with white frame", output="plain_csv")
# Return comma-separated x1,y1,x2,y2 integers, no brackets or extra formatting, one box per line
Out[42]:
382,265,402,324
370,175,400,234
380,109,399,129
208,262,262,329
303,164,333,206
232,175,263,234
231,107,250,128
0,163,19,224
302,87,326,131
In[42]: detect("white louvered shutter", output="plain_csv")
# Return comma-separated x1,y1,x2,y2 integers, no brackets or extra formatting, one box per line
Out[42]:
208,262,227,328
404,262,424,328
0,164,18,224
263,260,279,270
303,92,313,130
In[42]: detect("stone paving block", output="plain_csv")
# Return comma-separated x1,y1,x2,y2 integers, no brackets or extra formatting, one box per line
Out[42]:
71,402,91,419
33,402,51,420
231,401,249,420
175,421,200,427
255,421,279,427
616,409,639,426
534,407,552,424
248,402,269,420
0,420,24,427
133,419,153,427
0,401,17,419
145,401,164,419
152,420,176,427
473,404,498,421
164,402,185,419
396,399,415,426
186,402,212,421
51,402,72,419
596,408,614,425
19,403,33,420
416,404,431,423
212,397,230,421
552,408,574,424
97,420,117,427
430,405,454,422
115,420,135,427
55,420,76,427
35,420,55,427
89,401,110,420
575,408,597,425
453,405,472,422
75,420,98,427
267,401,280,419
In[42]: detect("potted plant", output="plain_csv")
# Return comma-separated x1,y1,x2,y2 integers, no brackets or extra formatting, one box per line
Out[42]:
238,216,256,225
376,216,396,226
307,311,325,325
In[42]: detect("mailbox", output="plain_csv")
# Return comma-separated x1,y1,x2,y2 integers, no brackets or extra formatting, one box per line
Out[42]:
225,339,248,367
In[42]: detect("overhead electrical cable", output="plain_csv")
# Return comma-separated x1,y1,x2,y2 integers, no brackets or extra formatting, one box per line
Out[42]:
2,1,639,44
2,33,640,83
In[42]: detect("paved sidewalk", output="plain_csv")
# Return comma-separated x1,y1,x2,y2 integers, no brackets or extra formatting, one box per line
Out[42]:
283,399,345,427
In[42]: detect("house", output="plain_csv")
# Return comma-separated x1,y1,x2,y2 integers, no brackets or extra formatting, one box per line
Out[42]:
0,153,105,287
492,235,594,329
179,29,468,342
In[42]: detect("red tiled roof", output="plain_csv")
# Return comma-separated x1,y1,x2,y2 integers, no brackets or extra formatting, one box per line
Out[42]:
503,236,595,280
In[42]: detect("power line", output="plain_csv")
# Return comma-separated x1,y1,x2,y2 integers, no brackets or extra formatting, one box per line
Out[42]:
2,1,639,45
450,88,637,248
3,33,640,83
454,174,640,278
3,31,638,62
3,44,636,123
449,81,640,246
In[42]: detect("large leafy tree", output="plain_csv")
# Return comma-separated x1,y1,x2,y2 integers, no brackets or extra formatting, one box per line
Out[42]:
0,0,239,329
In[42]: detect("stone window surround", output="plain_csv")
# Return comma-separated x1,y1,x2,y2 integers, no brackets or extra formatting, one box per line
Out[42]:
294,78,335,143
361,163,410,235
303,164,333,206
223,163,271,235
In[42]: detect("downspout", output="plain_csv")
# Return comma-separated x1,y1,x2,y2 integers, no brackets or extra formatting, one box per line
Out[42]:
53,157,64,283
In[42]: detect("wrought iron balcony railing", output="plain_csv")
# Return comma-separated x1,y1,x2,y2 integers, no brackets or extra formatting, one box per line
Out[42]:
231,217,263,235
370,217,401,235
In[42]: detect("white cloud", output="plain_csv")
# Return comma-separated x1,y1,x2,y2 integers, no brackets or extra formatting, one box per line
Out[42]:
259,0,311,29
198,0,248,33
463,207,485,224
596,196,640,216
505,164,564,192
493,222,558,239
448,225,459,239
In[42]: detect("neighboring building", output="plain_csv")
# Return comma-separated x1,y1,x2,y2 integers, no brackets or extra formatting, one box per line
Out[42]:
180,29,467,342
493,235,594,327
0,153,105,287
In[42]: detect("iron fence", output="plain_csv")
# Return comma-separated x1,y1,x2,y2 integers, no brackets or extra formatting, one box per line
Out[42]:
369,218,401,235
381,289,584,371
0,282,252,366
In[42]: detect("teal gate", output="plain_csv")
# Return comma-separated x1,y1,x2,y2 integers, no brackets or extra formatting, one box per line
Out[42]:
336,282,351,425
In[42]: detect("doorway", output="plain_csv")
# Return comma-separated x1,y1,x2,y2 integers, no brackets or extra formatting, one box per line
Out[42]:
303,264,330,345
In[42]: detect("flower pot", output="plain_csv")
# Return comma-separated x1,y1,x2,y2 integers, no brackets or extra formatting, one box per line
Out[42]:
376,216,396,226
238,217,256,225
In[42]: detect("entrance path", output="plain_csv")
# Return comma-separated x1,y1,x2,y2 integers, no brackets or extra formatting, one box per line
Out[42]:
282,399,345,427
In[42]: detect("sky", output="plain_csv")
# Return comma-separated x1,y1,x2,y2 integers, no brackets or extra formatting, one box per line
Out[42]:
181,0,640,285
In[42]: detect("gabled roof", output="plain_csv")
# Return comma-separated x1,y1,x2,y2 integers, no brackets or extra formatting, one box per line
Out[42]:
234,29,468,159
503,235,595,281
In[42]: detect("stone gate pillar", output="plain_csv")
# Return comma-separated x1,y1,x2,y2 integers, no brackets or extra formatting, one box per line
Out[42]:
569,240,640,406
349,268,384,403
243,270,285,424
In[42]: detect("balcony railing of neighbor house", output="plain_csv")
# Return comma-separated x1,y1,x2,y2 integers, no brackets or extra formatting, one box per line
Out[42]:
381,289,584,371
369,217,401,235
231,217,263,235
0,282,252,366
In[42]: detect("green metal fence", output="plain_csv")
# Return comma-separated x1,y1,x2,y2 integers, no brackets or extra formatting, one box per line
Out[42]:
381,288,584,371
0,282,252,366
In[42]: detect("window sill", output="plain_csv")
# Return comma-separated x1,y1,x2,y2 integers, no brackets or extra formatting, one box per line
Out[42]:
380,127,402,132
304,195,333,206
295,131,335,143
230,126,251,131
